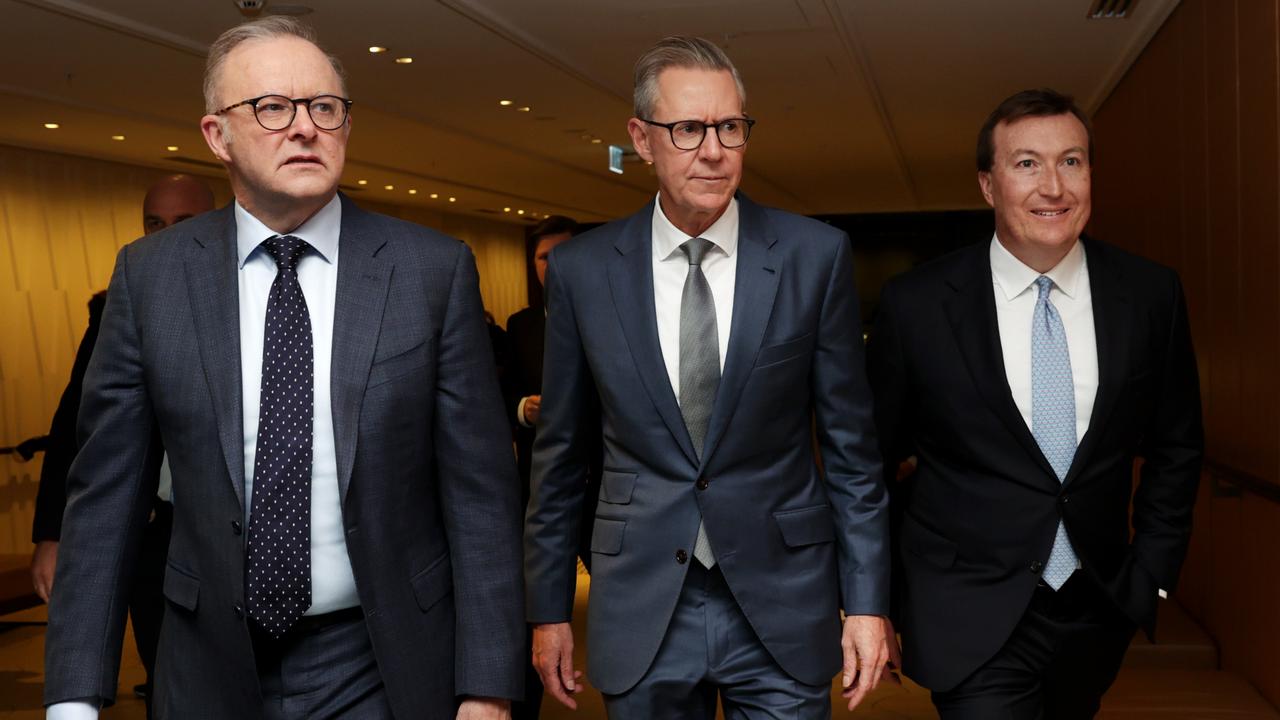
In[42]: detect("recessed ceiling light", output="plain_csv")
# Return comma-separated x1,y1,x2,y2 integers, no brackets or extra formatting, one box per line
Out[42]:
517,209,525,215
384,184,394,190
394,57,413,64
369,46,387,53
43,122,59,129
429,193,439,199
591,138,602,144
357,179,368,185
503,207,511,213
111,134,125,141
448,197,457,202
516,106,531,112
499,100,513,107
408,189,417,195
166,145,179,152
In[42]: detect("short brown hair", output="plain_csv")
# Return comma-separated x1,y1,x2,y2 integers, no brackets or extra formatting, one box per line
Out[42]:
203,16,347,113
633,36,745,119
976,88,1092,172
531,215,579,243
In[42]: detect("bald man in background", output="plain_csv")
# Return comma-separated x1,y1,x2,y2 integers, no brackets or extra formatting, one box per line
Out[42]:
31,173,215,717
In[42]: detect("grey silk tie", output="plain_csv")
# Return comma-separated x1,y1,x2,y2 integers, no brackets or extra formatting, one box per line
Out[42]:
679,238,719,568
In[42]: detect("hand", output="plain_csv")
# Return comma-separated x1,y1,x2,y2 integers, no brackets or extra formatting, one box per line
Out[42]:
840,614,901,711
532,622,583,709
523,395,542,425
456,697,510,720
31,540,59,603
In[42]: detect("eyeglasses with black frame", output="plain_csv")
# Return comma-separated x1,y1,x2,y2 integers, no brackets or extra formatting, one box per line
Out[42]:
640,117,755,151
214,94,353,131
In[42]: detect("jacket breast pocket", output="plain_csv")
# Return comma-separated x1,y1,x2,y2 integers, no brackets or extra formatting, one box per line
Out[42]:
163,561,200,612
367,338,430,390
755,332,815,369
773,504,835,547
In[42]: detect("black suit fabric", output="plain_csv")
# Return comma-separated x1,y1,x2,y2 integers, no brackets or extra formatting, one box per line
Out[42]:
868,237,1203,699
43,197,525,719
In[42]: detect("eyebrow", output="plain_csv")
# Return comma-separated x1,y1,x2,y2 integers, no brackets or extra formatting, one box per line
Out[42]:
1011,146,1087,157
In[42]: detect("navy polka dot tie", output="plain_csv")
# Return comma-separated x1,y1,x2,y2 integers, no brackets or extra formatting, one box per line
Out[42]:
246,235,314,638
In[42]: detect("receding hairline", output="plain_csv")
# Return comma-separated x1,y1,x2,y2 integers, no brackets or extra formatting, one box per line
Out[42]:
203,19,347,114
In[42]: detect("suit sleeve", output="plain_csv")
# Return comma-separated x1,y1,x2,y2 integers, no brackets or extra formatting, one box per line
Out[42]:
810,234,891,616
523,250,595,622
432,244,526,700
1131,272,1204,591
44,248,163,709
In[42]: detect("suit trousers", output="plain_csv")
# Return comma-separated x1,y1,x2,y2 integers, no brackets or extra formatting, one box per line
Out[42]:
603,562,831,720
930,572,1136,720
251,608,394,720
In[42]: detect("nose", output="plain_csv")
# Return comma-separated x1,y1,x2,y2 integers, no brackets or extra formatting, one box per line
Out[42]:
1038,166,1063,197
698,126,724,161
286,100,319,141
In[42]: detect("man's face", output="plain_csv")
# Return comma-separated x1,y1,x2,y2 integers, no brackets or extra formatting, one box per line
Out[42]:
142,180,214,235
979,113,1092,265
627,67,744,234
534,231,572,289
201,36,348,216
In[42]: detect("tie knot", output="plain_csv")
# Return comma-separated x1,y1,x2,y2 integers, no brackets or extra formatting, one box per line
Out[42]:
261,235,310,271
1035,275,1054,299
680,237,714,266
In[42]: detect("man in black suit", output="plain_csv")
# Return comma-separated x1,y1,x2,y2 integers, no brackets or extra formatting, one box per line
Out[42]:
31,173,214,716
44,16,522,720
868,88,1203,719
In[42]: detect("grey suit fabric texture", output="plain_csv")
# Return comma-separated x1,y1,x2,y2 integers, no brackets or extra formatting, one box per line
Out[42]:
525,193,890,697
43,195,525,719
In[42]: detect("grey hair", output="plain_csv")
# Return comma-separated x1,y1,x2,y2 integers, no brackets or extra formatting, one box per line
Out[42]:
203,16,347,113
633,36,746,119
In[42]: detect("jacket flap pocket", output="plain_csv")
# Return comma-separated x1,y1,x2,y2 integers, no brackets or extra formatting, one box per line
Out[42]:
772,505,835,547
162,562,200,611
410,553,453,613
756,332,816,368
367,339,430,389
902,515,958,569
599,470,638,505
590,518,626,555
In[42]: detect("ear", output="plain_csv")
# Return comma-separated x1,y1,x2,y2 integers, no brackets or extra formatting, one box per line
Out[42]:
627,118,654,163
201,115,232,163
977,171,995,208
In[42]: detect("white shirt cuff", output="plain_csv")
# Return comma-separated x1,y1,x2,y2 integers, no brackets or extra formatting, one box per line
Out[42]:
1158,588,1168,599
47,701,99,720
517,396,535,428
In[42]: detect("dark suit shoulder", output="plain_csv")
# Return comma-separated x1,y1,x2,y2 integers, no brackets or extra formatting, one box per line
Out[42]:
506,305,542,332
1081,236,1180,287
757,204,844,242
881,242,984,299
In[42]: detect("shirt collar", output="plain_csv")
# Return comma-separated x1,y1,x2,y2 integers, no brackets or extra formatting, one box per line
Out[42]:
235,194,342,269
651,194,739,262
989,233,1086,301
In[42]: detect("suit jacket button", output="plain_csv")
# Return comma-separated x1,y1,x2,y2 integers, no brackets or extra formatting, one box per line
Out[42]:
1059,494,1069,505
675,549,688,564
696,478,709,491
233,603,245,619
1030,560,1044,574
231,520,243,535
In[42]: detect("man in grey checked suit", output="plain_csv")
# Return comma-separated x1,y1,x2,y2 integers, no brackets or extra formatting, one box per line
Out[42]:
524,36,897,718
43,17,523,720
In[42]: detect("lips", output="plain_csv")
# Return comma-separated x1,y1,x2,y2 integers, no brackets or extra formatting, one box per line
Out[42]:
283,155,322,167
1031,209,1069,217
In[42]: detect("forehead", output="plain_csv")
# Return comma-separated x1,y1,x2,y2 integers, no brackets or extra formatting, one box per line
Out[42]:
994,113,1089,155
652,67,742,118
535,232,572,255
218,35,343,100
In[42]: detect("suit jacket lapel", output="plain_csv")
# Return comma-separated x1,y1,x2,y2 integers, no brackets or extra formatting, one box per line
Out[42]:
1065,238,1130,485
330,196,391,503
701,196,779,468
944,244,1059,484
185,205,247,511
606,202,699,467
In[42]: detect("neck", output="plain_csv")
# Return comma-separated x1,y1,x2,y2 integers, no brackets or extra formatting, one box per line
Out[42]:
998,235,1076,274
235,187,334,235
659,193,728,238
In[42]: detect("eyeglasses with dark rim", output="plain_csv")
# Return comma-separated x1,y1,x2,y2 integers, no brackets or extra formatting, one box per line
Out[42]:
214,94,353,131
639,117,755,151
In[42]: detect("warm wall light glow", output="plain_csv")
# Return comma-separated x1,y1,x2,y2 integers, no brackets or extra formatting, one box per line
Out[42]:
111,134,126,141
499,100,513,106
408,189,417,195
394,57,413,64
384,184,394,190
43,123,59,129
368,46,387,53
429,193,439,199
166,145,179,152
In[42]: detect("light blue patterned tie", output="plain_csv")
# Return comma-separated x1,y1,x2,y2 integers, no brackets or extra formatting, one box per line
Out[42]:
1031,276,1078,590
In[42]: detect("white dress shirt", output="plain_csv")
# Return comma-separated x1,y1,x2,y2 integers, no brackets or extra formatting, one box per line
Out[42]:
990,235,1098,445
652,196,738,396
49,196,357,719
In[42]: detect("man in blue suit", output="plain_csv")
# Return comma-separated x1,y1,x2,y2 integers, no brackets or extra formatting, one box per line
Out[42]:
524,36,896,718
